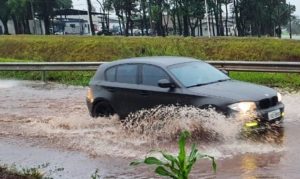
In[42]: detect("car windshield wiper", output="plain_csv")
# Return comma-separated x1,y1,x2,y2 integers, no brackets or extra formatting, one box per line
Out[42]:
187,79,231,88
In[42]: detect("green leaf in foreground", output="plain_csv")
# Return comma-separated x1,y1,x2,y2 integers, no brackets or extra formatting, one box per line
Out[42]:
130,130,217,179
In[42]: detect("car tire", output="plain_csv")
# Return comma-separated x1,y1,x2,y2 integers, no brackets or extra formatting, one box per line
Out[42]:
93,101,115,118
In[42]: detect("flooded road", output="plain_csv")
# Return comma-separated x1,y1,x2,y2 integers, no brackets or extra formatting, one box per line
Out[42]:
0,80,300,178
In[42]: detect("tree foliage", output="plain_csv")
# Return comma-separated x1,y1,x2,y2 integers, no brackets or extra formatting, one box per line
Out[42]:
0,0,72,34
0,0,296,37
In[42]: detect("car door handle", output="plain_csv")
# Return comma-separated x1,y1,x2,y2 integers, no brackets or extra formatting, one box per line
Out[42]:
139,91,149,96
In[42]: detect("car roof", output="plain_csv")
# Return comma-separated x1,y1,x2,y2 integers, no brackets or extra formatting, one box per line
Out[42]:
105,56,201,68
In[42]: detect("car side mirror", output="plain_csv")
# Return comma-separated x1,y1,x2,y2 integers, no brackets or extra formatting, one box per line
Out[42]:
158,79,175,88
221,69,229,76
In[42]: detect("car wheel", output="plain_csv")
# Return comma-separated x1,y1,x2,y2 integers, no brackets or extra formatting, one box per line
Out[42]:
93,101,115,118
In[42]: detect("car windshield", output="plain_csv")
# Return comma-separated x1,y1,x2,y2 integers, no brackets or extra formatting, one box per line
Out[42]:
168,61,230,88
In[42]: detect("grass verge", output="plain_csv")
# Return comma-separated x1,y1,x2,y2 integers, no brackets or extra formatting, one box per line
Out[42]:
1,36,300,62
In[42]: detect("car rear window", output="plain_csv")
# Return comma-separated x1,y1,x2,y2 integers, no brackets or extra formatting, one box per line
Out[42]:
142,65,169,86
105,67,116,82
116,64,138,84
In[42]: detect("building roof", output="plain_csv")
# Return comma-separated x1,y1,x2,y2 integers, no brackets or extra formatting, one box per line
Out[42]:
53,9,104,16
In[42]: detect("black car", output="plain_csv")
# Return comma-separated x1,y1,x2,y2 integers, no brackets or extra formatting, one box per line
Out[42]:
86,57,284,128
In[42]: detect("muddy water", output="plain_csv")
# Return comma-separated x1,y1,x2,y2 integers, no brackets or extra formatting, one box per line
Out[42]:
0,80,300,178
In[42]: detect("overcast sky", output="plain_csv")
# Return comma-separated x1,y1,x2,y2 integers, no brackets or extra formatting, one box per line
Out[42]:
72,0,300,17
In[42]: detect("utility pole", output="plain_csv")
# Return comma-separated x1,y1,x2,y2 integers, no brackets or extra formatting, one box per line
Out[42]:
87,0,95,35
289,2,292,39
205,0,211,37
29,0,36,34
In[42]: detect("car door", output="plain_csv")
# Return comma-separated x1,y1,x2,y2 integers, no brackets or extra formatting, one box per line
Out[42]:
102,64,143,117
137,64,186,110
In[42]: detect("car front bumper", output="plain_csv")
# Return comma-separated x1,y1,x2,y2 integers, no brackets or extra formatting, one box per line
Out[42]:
229,102,285,129
256,102,284,126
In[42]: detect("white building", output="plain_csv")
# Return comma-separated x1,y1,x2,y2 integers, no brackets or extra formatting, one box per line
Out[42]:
0,20,16,35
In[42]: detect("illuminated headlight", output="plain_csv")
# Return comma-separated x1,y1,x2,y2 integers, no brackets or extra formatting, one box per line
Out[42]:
228,102,257,113
277,92,282,102
87,87,94,103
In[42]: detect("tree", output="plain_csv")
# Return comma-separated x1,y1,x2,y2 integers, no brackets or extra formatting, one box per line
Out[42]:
33,0,72,35
0,0,10,34
104,0,137,36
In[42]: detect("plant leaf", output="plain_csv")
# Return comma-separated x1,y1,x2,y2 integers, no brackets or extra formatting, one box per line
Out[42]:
155,166,177,179
188,144,198,162
144,157,164,165
129,160,144,166
161,152,179,166
208,156,217,173
197,154,217,173
178,131,190,168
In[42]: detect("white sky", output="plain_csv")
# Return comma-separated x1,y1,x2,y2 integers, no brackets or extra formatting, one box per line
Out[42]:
288,0,300,17
72,0,300,17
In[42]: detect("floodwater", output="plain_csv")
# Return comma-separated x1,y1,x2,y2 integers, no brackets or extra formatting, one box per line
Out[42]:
0,80,300,178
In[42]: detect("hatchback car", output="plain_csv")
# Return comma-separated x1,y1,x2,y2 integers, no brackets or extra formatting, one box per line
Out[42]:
86,57,284,128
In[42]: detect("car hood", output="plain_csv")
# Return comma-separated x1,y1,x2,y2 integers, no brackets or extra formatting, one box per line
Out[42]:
188,80,277,102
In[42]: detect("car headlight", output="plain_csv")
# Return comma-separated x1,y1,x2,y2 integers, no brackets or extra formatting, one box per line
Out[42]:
87,87,94,103
277,92,282,102
228,102,257,113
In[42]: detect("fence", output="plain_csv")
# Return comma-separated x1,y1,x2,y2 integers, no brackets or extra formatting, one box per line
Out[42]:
0,61,300,82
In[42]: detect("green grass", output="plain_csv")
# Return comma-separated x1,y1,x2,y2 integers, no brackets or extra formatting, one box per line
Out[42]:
1,36,300,62
0,58,30,62
0,71,93,86
230,72,300,90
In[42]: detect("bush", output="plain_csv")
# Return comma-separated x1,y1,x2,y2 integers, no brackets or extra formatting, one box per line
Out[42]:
0,36,300,62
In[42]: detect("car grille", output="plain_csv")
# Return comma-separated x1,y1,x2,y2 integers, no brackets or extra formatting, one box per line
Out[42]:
259,96,278,109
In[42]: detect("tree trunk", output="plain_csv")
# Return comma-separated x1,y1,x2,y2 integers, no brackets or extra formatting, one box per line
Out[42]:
219,2,224,36
175,1,182,35
189,18,199,37
233,0,241,36
141,0,148,35
208,11,211,36
156,0,165,36
225,3,228,36
183,15,189,36
12,15,20,34
200,19,203,36
125,12,130,36
213,3,219,36
171,13,177,35
210,10,215,36
87,0,95,35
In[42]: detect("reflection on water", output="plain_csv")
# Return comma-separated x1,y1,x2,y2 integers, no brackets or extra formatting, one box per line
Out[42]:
0,80,299,178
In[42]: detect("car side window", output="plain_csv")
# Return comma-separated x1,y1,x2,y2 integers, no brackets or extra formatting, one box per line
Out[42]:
105,67,116,82
142,65,169,86
116,64,138,84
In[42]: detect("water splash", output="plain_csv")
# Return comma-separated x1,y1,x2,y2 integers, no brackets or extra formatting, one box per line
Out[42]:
0,80,289,159
123,105,243,143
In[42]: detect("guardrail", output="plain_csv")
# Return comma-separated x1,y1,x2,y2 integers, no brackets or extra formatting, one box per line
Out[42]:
0,61,300,82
